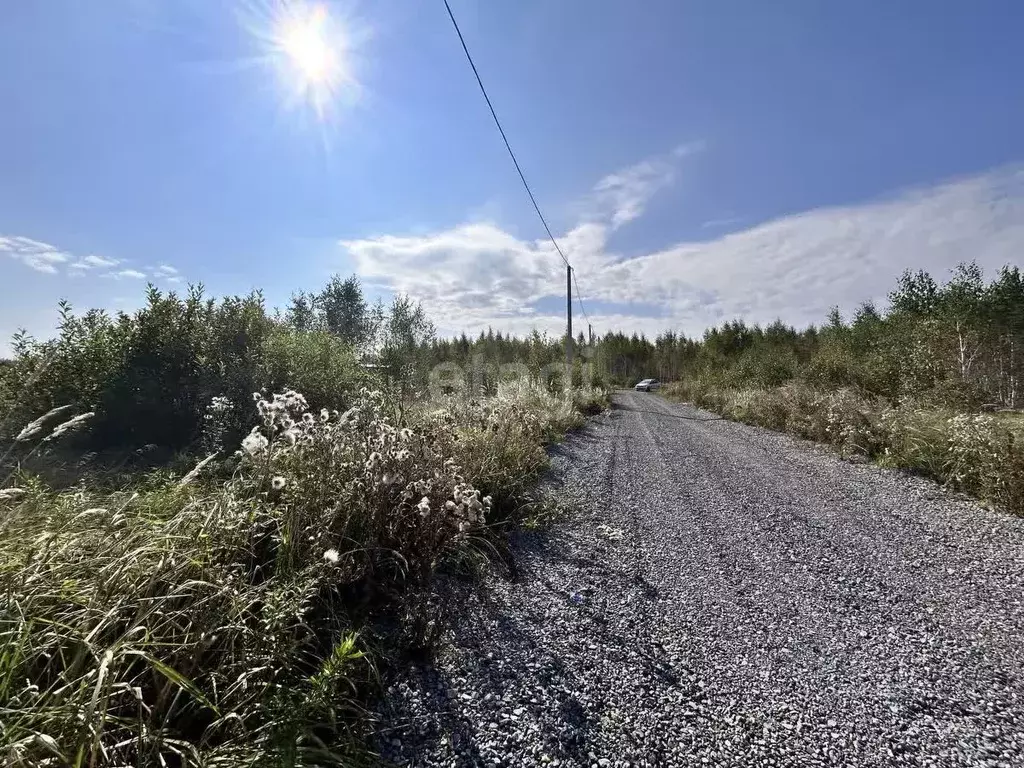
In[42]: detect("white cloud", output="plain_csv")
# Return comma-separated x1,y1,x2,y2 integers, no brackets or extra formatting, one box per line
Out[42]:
341,163,1024,340
587,143,701,229
70,254,120,270
0,234,181,285
672,140,707,159
109,269,148,280
0,235,166,285
344,147,702,334
347,222,567,321
0,236,70,274
595,167,1024,332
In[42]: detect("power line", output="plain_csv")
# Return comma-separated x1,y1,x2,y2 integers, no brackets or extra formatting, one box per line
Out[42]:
443,0,600,345
442,0,571,270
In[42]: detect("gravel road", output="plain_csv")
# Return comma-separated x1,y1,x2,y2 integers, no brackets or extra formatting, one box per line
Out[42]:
376,391,1024,767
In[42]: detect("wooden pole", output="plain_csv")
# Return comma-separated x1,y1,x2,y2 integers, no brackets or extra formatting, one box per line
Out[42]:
566,264,573,384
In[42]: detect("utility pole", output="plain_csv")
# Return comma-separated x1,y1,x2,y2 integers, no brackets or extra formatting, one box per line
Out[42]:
566,264,573,384
589,323,593,347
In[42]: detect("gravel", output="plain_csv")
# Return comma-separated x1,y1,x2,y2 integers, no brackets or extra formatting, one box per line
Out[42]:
374,391,1024,767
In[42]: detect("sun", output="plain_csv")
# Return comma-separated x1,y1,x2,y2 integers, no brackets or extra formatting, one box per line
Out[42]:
279,4,335,84
268,2,356,118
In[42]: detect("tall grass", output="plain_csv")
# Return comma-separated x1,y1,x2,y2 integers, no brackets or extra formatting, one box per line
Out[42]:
0,380,601,766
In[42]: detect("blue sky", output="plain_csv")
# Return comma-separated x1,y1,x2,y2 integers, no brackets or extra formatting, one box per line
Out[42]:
2,0,1023,350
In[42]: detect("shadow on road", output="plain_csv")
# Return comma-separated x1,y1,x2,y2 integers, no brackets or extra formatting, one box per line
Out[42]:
374,519,685,765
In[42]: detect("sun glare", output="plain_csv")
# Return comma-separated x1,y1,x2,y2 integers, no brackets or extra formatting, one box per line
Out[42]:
268,1,355,118
280,5,334,83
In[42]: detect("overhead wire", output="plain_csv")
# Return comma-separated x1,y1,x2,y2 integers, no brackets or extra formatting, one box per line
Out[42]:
443,0,602,343
442,0,571,270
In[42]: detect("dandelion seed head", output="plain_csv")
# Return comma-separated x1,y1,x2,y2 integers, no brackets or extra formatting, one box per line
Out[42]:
323,548,340,564
242,430,269,456
272,476,287,490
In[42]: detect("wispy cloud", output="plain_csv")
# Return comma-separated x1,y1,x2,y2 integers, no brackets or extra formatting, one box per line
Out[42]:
109,268,148,280
341,161,1024,340
0,234,188,287
0,236,70,274
594,167,1024,332
588,142,702,229
70,254,120,271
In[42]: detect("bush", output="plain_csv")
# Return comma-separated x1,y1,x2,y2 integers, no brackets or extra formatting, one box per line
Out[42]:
571,385,611,416
4,288,362,456
803,348,860,392
262,329,362,414
1,459,379,765
996,432,1024,515
943,413,1024,513
732,347,798,389
820,388,887,457
0,384,552,765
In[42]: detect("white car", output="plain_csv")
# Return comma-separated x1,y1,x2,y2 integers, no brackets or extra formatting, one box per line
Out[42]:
634,378,661,392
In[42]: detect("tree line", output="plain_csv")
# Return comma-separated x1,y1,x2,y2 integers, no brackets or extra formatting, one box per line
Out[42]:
3,261,1020,457
416,261,1024,409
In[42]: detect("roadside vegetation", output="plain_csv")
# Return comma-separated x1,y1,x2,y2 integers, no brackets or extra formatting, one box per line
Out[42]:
656,263,1024,514
0,277,606,766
